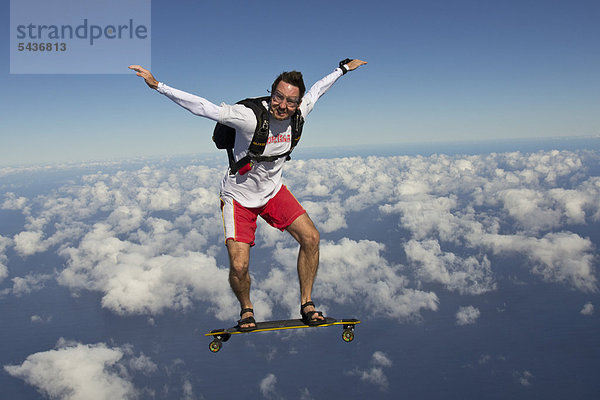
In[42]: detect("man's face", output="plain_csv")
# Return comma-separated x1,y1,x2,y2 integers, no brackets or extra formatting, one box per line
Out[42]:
270,81,301,120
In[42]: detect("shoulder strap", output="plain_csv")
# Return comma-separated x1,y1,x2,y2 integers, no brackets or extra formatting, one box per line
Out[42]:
289,110,304,153
238,97,270,157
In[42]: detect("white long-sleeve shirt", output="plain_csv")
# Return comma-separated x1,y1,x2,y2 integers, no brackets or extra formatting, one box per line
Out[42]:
157,67,344,208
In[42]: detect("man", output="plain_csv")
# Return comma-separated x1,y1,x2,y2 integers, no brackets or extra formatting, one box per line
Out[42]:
129,59,367,330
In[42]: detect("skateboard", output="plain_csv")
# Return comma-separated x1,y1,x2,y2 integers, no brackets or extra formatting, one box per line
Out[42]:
205,317,360,352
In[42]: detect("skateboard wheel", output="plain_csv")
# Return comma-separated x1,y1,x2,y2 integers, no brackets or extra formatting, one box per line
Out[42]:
209,339,222,353
342,329,354,342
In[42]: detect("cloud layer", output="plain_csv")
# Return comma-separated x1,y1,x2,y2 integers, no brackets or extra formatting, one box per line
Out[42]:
2,149,599,399
1,149,598,324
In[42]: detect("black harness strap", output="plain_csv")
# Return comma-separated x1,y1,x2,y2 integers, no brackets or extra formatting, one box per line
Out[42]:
231,148,296,176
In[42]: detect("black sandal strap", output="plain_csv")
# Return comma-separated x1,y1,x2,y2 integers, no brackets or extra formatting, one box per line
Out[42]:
238,316,256,325
240,308,254,317
301,307,326,326
237,315,257,331
300,301,325,323
303,310,323,319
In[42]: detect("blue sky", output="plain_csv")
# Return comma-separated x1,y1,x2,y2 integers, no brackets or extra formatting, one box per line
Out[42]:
1,0,599,166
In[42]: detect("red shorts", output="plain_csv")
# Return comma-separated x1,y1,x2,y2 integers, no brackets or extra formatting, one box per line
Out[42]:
220,185,306,246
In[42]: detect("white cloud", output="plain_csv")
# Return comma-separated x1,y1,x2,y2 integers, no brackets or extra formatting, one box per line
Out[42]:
4,339,150,400
0,262,7,284
348,351,393,391
404,239,495,295
482,232,597,292
13,224,87,258
259,373,278,399
13,231,48,257
371,150,599,294
302,199,347,233
580,302,594,316
355,367,389,391
549,188,591,224
381,195,461,241
372,351,393,367
0,165,228,318
287,156,398,214
456,305,480,325
182,379,195,400
31,315,53,323
496,188,561,231
187,187,218,215
270,238,439,321
0,235,11,283
2,192,29,211
514,370,534,386
57,223,236,318
299,387,314,400
581,177,600,221
106,206,145,234
11,273,53,296
302,173,330,197
125,352,157,375
137,182,181,211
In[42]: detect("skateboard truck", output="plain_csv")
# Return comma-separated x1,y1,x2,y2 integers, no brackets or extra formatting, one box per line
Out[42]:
342,321,357,342
208,330,231,353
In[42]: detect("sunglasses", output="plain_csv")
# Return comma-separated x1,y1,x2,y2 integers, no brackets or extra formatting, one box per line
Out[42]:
271,91,300,108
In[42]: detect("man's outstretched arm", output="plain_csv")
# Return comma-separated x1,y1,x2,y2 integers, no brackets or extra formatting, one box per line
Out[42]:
128,64,256,131
128,64,225,121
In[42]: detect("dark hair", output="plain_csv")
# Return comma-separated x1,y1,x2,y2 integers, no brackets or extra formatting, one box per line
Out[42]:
271,71,306,98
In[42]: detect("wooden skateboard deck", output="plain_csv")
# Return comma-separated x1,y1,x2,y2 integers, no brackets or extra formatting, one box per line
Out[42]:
205,318,360,352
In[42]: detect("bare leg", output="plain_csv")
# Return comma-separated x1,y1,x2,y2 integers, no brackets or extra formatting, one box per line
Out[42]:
286,213,325,322
226,239,255,328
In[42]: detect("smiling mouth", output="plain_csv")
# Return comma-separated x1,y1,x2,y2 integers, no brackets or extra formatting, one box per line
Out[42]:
271,108,288,119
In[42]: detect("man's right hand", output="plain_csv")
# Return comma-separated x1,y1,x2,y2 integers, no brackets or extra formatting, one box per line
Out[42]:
128,65,158,89
345,59,368,71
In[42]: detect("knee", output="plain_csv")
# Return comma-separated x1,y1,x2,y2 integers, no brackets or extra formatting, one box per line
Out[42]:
227,241,250,277
301,228,320,252
229,256,249,277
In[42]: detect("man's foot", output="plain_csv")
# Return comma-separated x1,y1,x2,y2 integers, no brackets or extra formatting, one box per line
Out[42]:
300,301,327,326
237,308,256,332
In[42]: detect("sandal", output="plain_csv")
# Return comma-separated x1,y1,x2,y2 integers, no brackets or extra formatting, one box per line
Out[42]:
300,301,327,326
236,308,257,332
